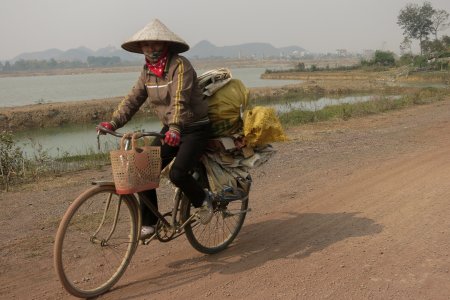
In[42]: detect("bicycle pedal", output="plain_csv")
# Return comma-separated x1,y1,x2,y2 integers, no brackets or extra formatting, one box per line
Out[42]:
221,186,234,193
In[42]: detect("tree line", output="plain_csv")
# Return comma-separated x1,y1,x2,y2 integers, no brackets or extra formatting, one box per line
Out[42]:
0,56,127,73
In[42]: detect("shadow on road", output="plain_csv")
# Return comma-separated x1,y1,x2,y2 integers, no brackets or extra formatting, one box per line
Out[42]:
188,211,382,273
113,211,382,298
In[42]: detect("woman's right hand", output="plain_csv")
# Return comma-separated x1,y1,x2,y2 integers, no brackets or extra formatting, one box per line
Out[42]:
96,122,115,134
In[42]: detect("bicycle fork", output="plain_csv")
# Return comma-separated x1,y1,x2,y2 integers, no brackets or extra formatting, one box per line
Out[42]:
90,193,121,246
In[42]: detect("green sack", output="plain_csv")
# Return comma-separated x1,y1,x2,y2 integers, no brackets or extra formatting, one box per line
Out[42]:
207,79,249,137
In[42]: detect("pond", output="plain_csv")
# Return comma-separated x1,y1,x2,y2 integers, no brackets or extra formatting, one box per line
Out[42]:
16,94,395,157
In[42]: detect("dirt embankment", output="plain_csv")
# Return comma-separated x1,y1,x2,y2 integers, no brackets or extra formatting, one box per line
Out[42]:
0,85,298,132
0,97,123,132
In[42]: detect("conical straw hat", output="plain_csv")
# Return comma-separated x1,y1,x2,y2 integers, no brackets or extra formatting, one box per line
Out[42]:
121,19,189,54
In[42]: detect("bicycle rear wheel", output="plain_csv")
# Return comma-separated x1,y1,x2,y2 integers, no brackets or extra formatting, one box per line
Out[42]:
181,191,249,254
54,184,139,298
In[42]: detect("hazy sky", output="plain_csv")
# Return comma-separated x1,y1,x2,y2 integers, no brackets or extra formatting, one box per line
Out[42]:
1,0,449,60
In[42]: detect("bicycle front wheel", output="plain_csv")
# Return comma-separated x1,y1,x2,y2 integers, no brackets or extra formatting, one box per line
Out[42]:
181,191,249,254
54,184,139,298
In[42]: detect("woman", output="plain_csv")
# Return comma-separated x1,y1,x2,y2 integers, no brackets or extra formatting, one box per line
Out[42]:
98,19,212,239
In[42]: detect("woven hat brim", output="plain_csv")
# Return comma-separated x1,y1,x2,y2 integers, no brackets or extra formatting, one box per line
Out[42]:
121,40,189,54
121,19,190,54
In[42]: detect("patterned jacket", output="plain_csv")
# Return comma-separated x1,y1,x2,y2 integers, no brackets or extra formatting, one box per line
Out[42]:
111,54,209,131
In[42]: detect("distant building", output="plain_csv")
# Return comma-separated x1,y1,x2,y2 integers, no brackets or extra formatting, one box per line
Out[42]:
336,49,348,57
288,50,308,59
362,49,375,60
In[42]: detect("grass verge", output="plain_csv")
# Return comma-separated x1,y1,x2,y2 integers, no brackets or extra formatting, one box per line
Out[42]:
279,88,447,126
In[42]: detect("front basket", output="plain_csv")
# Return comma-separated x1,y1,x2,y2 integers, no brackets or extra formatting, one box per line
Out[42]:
110,146,161,194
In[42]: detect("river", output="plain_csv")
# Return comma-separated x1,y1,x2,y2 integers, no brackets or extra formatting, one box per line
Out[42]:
0,67,299,107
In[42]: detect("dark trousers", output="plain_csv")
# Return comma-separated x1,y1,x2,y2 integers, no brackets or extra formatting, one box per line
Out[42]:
140,123,210,226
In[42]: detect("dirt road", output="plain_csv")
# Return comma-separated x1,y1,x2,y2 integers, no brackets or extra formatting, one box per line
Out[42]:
1,97,450,299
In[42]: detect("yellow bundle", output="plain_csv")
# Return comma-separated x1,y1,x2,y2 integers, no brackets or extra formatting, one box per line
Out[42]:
207,79,249,137
243,106,288,147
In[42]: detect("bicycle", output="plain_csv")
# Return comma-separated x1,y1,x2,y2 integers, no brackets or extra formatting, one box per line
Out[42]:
53,126,252,298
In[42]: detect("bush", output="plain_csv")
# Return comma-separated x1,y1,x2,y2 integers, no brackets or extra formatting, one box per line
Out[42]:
398,54,414,66
373,50,396,66
0,131,26,191
296,62,306,71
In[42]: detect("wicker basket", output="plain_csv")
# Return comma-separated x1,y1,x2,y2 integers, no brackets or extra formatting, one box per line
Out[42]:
110,134,161,194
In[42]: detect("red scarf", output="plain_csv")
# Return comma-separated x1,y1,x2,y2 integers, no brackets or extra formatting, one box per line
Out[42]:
145,48,169,78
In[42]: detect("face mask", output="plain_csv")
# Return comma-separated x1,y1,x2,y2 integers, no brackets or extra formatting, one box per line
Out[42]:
146,51,163,62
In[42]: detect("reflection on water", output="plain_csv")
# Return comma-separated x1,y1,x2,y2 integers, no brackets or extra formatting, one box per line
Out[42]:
16,94,396,157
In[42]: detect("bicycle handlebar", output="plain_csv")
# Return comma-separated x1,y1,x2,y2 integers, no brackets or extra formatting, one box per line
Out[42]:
96,125,165,139
96,125,165,150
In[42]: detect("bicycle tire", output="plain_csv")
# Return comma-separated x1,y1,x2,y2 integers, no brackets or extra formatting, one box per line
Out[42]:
54,184,139,298
181,191,249,254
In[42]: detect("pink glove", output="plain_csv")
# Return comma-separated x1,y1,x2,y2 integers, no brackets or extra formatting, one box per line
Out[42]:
164,129,181,147
96,121,115,134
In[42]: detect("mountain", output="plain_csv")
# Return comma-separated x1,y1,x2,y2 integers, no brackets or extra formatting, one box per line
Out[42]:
12,46,141,62
13,48,65,61
93,46,141,61
185,40,306,59
9,41,306,62
58,46,94,61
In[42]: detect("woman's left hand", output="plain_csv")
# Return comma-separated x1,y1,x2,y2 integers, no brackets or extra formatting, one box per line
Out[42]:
164,129,181,146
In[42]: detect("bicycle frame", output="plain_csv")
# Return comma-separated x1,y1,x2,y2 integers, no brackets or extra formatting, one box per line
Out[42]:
90,179,197,245
91,165,250,246
137,187,198,244
95,125,251,244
